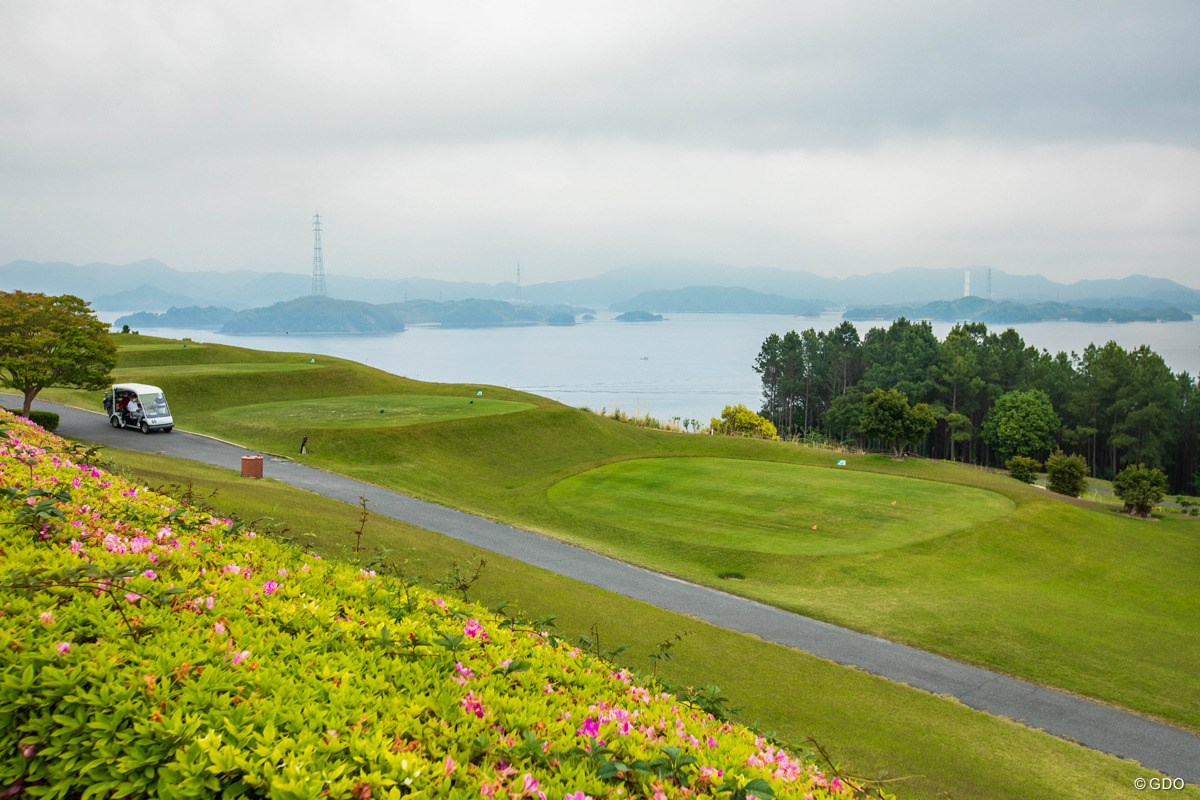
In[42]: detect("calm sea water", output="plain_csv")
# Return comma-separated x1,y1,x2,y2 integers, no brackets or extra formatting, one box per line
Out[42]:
107,312,1200,424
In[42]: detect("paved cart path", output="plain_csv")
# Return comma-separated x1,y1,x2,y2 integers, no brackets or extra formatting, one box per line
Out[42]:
7,396,1199,783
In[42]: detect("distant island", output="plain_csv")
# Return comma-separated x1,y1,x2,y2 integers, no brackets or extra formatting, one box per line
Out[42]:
116,297,591,334
615,310,664,322
221,296,406,334
115,306,236,329
611,285,829,315
843,296,1193,324
379,298,589,328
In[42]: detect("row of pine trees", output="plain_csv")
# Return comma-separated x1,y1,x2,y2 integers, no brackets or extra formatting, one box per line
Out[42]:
753,318,1199,493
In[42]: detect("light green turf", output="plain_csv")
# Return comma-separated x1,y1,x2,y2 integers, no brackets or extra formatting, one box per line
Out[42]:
115,362,321,378
99,449,1194,800
115,342,213,351
209,393,535,429
549,457,1014,556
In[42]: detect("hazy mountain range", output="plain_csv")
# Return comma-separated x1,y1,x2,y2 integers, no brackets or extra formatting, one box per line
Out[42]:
4,258,1199,312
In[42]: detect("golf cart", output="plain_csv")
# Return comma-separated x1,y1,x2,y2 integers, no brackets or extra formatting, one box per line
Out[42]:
103,383,174,434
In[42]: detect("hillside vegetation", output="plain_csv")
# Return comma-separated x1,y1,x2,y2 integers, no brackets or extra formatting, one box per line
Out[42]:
0,411,875,799
39,334,1200,733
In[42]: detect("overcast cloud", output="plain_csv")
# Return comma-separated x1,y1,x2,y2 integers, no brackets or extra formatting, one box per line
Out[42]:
2,1,1198,285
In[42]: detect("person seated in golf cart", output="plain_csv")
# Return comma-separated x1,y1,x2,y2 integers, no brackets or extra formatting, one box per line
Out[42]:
103,383,174,433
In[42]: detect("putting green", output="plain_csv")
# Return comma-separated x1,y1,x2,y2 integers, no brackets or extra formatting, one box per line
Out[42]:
548,457,1014,556
212,393,535,429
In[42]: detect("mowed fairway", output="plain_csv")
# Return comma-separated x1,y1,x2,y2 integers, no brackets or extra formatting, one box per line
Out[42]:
549,457,1013,557
210,393,534,430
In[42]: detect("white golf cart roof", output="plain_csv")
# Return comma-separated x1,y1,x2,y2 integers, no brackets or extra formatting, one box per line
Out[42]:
113,383,165,396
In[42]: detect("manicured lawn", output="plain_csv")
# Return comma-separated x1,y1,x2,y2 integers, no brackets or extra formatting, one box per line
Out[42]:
209,393,535,430
100,448,1190,800
38,334,1200,732
548,456,1013,556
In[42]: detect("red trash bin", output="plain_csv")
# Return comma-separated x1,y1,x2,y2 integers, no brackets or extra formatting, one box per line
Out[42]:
240,455,264,479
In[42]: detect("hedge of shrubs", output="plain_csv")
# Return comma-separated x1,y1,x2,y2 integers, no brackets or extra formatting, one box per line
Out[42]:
0,410,876,799
2,408,59,433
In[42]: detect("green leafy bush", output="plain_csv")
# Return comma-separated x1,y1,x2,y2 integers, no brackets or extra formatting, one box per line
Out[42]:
3,408,59,432
1112,464,1169,518
1005,455,1041,484
710,404,778,440
1046,451,1088,497
0,410,875,800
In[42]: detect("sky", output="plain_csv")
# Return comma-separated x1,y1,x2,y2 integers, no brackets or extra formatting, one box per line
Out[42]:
3,1,1199,286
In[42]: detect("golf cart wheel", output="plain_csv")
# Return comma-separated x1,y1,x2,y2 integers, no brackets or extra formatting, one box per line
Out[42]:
163,426,173,433
110,415,122,429
140,420,150,434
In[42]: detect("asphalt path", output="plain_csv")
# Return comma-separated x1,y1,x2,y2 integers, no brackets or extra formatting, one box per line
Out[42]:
7,395,1199,783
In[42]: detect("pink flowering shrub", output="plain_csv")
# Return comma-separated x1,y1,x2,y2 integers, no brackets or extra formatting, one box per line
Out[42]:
0,411,880,799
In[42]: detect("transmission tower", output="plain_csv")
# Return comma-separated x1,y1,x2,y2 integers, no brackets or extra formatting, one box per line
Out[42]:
516,263,522,302
986,267,993,301
311,213,326,296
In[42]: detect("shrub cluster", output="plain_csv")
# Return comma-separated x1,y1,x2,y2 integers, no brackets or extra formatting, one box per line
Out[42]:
3,408,59,432
1004,456,1041,484
1046,451,1088,497
1112,464,1169,518
0,410,875,799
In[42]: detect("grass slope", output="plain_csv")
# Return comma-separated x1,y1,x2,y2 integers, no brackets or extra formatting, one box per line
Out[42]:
40,334,1200,732
102,449,1190,800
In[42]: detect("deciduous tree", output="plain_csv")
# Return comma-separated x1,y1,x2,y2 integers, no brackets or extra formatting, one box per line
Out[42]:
859,387,935,458
981,389,1061,463
0,291,116,415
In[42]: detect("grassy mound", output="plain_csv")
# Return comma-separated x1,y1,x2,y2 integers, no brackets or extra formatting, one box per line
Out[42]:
0,411,874,799
548,457,1013,557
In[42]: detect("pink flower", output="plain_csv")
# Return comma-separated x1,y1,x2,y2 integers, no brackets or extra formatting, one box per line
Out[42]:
576,717,600,737
142,569,158,580
564,793,594,800
443,755,456,776
461,691,486,718
519,774,545,800
55,641,71,656
39,611,54,624
213,621,226,635
463,619,487,640
453,661,475,686
230,650,251,666
707,736,719,749
204,596,215,610
124,592,142,604
277,568,288,576
262,580,279,595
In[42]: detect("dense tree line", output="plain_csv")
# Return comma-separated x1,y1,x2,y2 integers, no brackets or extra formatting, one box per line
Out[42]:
753,318,1200,493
